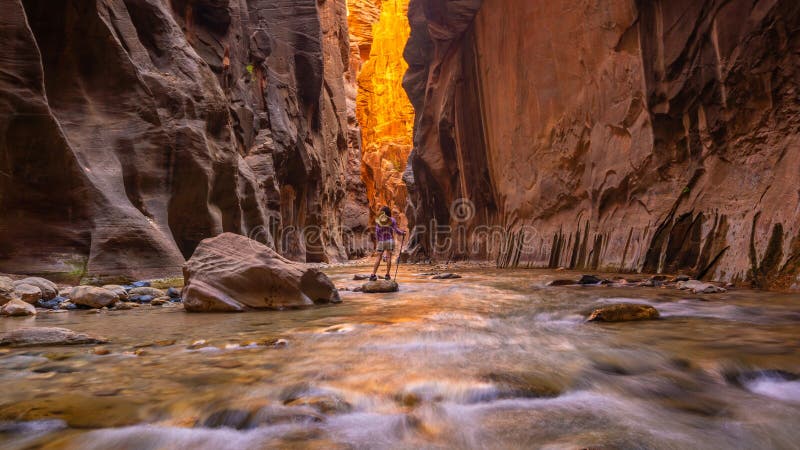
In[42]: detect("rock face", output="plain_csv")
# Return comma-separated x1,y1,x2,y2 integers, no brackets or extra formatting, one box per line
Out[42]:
403,0,800,289
0,327,107,347
586,304,660,323
182,233,341,312
352,0,415,227
0,0,365,283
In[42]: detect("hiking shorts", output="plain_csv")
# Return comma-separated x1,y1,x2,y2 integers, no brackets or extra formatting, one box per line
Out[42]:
376,240,395,252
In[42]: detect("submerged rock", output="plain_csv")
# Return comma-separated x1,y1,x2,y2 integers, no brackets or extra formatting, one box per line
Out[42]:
578,275,603,285
362,279,399,293
14,277,58,300
183,233,340,312
0,327,107,347
1,299,37,316
70,286,118,309
13,283,42,304
586,303,660,323
546,279,576,287
677,280,727,294
432,273,461,279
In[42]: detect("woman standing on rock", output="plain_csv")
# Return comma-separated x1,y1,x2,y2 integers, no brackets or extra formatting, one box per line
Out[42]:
370,206,406,281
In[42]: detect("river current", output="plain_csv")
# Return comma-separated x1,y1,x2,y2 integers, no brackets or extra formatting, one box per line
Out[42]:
1,266,799,449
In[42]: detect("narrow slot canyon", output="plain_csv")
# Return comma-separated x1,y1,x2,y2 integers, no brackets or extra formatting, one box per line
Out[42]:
347,0,414,229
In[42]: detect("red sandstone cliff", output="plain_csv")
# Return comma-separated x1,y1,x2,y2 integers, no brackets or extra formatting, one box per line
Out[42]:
404,0,800,289
0,0,361,282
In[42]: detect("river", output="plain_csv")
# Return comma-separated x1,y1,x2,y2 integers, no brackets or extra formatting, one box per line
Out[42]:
1,266,799,449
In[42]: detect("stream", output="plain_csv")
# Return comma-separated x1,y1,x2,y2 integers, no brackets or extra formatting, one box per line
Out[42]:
1,266,799,449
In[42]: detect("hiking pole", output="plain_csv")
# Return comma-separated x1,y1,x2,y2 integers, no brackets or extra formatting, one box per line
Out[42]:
394,233,406,280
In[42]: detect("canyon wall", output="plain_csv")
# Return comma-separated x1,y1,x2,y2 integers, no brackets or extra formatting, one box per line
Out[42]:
0,0,363,282
352,0,415,227
404,0,800,289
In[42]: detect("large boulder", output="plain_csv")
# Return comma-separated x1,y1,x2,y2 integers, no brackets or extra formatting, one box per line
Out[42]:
182,233,341,312
70,286,118,309
586,303,660,323
1,299,37,316
13,283,42,304
0,327,107,347
14,277,58,300
0,276,15,305
362,280,399,293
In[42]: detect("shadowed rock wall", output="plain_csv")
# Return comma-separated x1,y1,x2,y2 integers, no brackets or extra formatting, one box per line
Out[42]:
403,0,800,288
0,0,363,282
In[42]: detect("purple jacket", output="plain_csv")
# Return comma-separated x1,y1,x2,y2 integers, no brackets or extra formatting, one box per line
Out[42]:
376,217,403,242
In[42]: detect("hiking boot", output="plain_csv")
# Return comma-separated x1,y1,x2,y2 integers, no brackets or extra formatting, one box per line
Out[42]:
369,274,377,281
384,274,391,280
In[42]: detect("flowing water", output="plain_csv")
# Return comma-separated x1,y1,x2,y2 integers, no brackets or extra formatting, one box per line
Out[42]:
1,266,799,449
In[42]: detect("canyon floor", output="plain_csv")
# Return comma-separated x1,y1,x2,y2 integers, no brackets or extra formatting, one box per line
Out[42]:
1,265,799,449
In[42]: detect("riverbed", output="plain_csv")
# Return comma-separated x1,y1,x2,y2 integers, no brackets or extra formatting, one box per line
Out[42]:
1,266,799,449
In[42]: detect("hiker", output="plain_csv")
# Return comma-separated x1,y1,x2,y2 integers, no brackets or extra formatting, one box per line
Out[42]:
370,206,406,281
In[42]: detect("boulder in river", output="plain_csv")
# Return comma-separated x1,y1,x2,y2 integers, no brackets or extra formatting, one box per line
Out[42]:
182,233,340,312
362,279,399,293
1,299,37,316
677,280,726,294
353,274,372,280
70,286,119,309
0,276,16,304
578,275,604,285
546,279,576,287
14,277,58,300
0,327,107,347
13,283,42,304
586,303,660,323
128,287,165,298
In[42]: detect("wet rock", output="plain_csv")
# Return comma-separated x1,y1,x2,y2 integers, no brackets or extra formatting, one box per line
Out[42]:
724,369,799,387
481,372,564,399
183,233,341,312
677,280,726,294
37,296,67,310
578,275,603,285
1,298,37,316
131,295,154,303
93,347,110,355
362,279,399,293
0,276,15,304
60,301,77,310
586,303,660,322
673,275,691,282
187,339,210,349
70,286,118,308
285,395,352,414
432,273,461,279
353,274,372,280
250,405,324,428
167,287,181,298
13,283,42,304
14,277,58,300
101,285,129,301
131,281,151,288
58,287,72,298
150,297,170,306
546,279,576,287
113,302,135,310
0,327,107,347
128,287,165,298
199,409,252,429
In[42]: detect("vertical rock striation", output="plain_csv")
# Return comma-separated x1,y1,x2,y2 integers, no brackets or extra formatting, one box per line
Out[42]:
404,0,800,289
0,0,364,282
